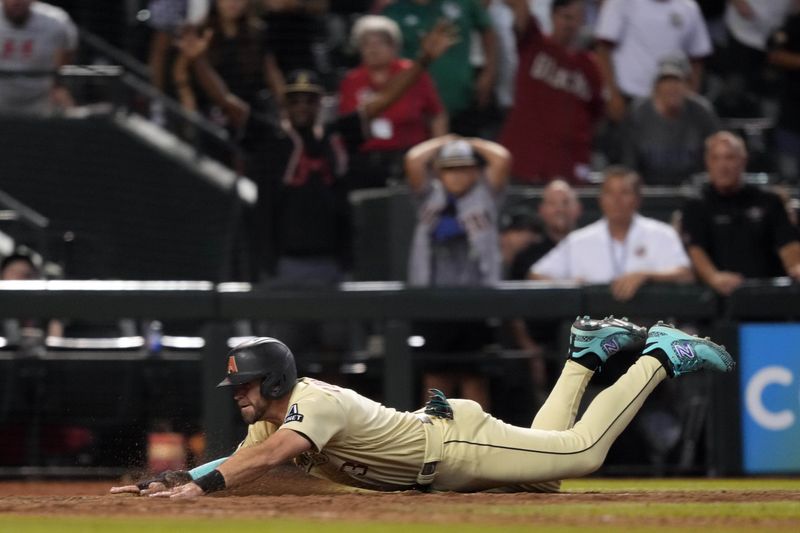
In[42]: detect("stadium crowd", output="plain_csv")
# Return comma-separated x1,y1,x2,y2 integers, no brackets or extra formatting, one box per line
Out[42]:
1,0,800,470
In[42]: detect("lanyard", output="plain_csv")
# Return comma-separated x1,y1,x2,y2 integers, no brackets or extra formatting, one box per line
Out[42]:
608,232,628,279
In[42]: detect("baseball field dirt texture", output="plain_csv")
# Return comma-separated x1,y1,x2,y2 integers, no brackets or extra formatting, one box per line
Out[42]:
1,468,798,533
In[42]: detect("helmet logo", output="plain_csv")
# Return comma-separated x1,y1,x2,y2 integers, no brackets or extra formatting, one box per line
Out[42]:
227,356,239,375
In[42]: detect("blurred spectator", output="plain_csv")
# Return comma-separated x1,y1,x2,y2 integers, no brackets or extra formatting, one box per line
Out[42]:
255,69,351,291
1,252,63,355
0,0,77,114
768,1,800,183
499,204,542,274
681,131,800,295
772,185,800,227
508,179,581,405
177,18,455,278
530,166,693,301
247,24,455,352
146,0,209,94
500,0,603,184
531,0,600,46
255,23,454,275
594,0,712,123
511,179,581,280
487,0,516,113
622,54,720,185
174,0,285,136
382,0,497,135
721,0,793,100
338,15,447,189
261,0,328,76
405,135,511,409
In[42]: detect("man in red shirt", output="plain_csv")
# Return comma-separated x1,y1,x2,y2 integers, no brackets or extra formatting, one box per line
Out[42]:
500,0,604,184
339,15,447,189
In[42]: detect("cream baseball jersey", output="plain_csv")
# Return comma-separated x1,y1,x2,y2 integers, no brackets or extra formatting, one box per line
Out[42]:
238,378,427,490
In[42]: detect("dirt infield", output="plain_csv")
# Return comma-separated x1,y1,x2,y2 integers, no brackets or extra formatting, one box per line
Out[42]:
1,476,799,529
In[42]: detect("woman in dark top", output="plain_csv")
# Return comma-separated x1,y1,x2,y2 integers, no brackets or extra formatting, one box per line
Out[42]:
174,0,285,134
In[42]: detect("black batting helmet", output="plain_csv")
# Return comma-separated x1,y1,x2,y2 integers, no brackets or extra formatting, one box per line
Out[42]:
217,337,297,399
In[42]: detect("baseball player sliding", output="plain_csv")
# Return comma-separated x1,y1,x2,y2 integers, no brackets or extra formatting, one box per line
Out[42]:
111,316,733,497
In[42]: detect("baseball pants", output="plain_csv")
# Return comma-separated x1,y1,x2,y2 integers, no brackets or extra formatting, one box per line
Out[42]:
430,356,667,492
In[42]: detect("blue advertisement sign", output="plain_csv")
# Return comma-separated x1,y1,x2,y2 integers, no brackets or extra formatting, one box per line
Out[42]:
740,323,800,474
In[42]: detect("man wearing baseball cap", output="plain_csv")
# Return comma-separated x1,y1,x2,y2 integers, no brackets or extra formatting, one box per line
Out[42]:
621,54,720,185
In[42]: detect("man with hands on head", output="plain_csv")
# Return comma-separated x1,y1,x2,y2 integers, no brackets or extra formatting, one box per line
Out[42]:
404,134,510,408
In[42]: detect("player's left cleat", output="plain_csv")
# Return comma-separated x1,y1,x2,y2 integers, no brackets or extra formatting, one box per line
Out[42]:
568,315,647,370
643,321,735,377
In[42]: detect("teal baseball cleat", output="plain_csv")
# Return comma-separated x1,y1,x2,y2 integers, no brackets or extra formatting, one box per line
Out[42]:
568,315,647,369
643,321,736,377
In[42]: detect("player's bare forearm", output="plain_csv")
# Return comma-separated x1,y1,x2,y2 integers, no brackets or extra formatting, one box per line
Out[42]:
216,428,311,490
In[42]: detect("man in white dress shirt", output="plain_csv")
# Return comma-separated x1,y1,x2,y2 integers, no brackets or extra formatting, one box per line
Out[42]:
529,166,693,301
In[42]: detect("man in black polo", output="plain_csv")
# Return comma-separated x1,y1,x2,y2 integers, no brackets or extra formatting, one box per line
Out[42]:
681,131,800,295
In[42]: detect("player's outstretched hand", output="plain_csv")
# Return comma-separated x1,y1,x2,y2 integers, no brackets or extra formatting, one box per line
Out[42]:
150,481,204,499
110,470,192,496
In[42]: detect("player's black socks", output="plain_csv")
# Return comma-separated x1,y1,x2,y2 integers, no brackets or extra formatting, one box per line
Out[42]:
643,348,675,378
572,353,602,371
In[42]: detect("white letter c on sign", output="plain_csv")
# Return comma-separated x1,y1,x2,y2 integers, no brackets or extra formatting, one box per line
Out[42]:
745,366,794,431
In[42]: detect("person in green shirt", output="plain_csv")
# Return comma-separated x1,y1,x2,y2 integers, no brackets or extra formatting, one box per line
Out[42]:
382,0,497,131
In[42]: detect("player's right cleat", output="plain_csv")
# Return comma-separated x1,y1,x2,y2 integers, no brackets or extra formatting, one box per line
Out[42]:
642,321,735,377
568,315,647,370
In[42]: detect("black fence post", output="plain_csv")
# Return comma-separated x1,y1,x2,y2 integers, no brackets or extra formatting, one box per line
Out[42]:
706,319,742,476
201,321,240,460
384,319,413,411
